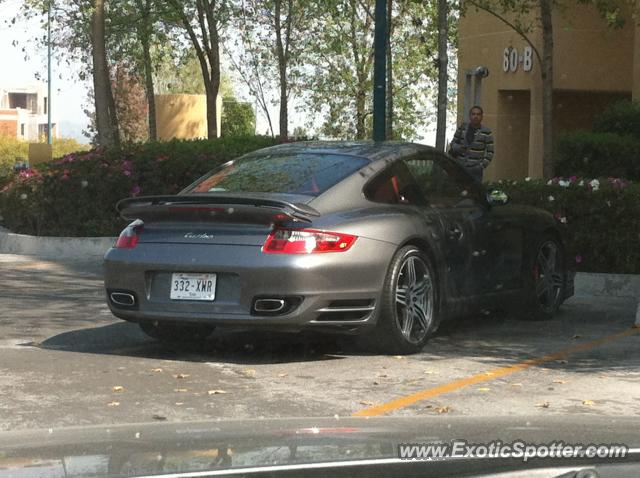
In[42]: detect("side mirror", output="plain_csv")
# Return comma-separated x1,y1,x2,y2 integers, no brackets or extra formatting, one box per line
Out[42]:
487,189,509,206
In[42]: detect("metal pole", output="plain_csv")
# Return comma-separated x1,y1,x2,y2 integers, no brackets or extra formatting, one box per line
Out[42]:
47,0,52,145
372,0,387,142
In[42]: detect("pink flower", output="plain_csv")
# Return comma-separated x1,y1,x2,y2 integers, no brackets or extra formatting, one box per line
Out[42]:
123,170,132,177
569,176,577,183
575,255,583,264
131,185,142,196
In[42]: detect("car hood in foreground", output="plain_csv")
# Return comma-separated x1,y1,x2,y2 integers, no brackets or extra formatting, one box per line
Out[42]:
1,416,639,477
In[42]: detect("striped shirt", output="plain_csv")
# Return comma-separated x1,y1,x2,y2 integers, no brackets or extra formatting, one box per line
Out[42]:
449,123,494,168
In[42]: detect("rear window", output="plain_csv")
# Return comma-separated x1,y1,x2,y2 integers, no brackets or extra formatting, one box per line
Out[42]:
185,153,369,196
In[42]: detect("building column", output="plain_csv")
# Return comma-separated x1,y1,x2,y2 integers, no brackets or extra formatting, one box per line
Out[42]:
528,84,544,179
634,22,640,101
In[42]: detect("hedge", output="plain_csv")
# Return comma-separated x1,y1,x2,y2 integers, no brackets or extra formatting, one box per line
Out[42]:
554,131,640,180
1,138,638,273
491,177,640,274
0,136,278,237
592,100,640,140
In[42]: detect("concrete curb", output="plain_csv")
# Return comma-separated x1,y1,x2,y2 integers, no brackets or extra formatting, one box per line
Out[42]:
0,227,116,259
574,273,640,299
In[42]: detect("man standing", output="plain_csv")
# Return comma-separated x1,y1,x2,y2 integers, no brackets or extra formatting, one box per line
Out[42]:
449,106,494,182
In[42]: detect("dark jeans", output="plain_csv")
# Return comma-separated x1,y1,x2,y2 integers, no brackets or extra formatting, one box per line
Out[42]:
465,164,483,183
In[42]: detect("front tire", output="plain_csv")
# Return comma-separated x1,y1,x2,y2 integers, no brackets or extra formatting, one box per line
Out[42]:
368,246,439,354
524,236,564,321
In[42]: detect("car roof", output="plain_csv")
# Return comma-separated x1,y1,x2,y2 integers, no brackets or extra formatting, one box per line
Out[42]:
243,140,435,164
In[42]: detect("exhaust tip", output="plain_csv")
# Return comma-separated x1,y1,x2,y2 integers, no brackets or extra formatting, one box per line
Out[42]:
251,296,302,316
110,292,136,307
253,298,285,313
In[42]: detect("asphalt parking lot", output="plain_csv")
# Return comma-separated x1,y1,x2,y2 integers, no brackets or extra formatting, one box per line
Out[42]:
1,254,639,431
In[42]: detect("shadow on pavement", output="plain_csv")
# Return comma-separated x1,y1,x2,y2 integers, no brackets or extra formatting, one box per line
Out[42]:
36,322,357,365
33,296,640,374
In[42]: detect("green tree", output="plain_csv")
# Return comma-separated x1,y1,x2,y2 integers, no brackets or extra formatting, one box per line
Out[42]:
163,0,229,139
221,100,256,136
301,0,447,140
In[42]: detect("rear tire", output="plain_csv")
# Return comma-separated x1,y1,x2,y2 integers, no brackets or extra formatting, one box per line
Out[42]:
139,321,215,342
524,236,564,321
367,246,439,354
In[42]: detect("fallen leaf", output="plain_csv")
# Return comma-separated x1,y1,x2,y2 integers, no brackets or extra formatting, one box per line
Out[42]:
393,355,407,360
150,368,163,373
117,367,125,371
378,374,388,378
173,373,190,379
241,369,256,378
207,389,227,395
435,406,452,414
582,400,595,406
107,401,120,407
112,386,124,392
359,400,374,406
174,388,188,393
277,373,288,378
152,414,167,421
552,379,567,384
536,401,550,408
511,383,523,387
477,387,491,392
423,405,433,409
484,372,495,377
372,381,379,385
598,374,608,379
175,402,184,406
423,370,439,375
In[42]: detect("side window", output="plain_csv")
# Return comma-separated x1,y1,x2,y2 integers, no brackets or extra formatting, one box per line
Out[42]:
365,162,426,206
405,155,477,208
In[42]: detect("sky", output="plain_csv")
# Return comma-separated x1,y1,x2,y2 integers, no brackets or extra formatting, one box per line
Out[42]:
0,0,452,146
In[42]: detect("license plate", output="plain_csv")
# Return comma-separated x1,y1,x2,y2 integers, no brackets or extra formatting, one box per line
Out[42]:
170,273,217,301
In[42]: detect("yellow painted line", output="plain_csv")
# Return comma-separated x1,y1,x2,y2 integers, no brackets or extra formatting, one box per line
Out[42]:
353,327,640,417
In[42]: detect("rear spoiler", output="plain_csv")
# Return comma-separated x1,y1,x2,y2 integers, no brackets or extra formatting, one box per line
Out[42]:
116,195,321,223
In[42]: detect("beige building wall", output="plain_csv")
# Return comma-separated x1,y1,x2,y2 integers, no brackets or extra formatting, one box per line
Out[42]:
155,94,222,140
458,3,635,180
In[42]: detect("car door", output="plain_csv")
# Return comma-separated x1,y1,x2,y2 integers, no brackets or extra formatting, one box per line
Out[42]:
402,151,492,299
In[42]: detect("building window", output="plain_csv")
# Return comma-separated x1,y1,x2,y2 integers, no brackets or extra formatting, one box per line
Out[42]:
20,124,25,137
44,97,48,115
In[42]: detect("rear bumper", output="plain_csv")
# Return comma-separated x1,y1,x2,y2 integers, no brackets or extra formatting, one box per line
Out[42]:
103,238,396,332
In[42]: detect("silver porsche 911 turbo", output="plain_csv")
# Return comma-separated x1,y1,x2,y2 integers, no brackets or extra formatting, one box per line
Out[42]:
104,141,574,354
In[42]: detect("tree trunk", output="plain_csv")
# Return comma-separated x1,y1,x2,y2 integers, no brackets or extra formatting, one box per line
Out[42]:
540,0,554,178
91,0,116,148
275,0,289,141
105,57,120,148
385,0,392,140
355,89,366,139
435,0,449,151
140,0,157,141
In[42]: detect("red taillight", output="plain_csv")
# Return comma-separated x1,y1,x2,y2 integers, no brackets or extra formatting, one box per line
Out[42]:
115,221,143,249
262,228,357,254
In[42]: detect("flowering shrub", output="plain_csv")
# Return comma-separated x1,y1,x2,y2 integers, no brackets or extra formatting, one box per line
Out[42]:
491,176,640,274
0,136,278,237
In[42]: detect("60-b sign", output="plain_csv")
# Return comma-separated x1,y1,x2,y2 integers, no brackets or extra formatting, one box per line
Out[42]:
503,46,534,73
